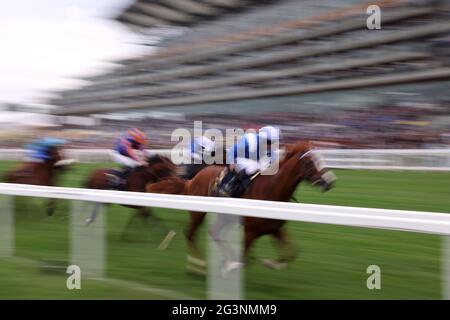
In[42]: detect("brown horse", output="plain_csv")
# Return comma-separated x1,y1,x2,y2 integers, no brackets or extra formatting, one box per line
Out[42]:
147,141,336,273
85,154,178,247
4,146,72,215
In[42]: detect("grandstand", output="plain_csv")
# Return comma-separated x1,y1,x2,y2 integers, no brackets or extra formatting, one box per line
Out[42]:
116,0,277,29
3,1,450,302
47,0,450,116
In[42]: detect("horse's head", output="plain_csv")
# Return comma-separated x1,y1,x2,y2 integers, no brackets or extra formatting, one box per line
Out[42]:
145,154,177,180
46,146,63,165
283,141,336,192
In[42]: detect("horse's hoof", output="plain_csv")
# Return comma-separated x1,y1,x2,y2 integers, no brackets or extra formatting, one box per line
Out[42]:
221,261,245,278
85,218,93,225
187,254,206,267
186,265,207,277
186,254,206,276
157,230,177,250
260,259,288,270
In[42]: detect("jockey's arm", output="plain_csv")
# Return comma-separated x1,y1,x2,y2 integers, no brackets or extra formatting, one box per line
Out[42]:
125,142,148,166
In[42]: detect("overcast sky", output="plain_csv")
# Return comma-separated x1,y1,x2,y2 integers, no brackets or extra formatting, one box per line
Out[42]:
0,0,153,106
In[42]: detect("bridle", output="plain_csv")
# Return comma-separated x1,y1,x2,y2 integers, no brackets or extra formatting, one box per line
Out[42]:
298,149,325,184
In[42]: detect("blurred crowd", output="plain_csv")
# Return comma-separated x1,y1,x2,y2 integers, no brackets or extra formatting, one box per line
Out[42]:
0,100,449,150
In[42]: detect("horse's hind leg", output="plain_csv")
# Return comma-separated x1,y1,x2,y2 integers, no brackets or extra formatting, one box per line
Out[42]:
120,208,146,242
185,211,207,275
46,198,56,216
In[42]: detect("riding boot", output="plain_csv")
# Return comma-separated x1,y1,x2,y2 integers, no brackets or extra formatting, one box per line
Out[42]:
216,168,236,197
108,167,131,190
117,167,132,190
218,168,250,198
233,170,252,197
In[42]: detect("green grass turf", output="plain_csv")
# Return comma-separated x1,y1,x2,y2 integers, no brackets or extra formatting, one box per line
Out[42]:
0,161,449,299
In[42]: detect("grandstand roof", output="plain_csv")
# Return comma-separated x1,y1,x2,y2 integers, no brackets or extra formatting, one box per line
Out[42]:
49,0,450,115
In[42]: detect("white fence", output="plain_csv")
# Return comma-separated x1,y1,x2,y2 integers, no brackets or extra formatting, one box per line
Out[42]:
0,182,449,299
318,148,450,171
1,148,450,170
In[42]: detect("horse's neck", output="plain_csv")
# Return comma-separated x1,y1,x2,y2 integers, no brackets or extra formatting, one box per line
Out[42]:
264,152,305,201
34,161,55,183
27,161,50,171
42,161,55,174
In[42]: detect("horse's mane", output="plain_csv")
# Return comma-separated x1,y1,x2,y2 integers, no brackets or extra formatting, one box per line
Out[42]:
146,154,177,178
147,154,167,165
280,141,312,167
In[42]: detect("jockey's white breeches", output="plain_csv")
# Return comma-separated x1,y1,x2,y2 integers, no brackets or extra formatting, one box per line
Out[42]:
110,151,142,168
235,158,261,175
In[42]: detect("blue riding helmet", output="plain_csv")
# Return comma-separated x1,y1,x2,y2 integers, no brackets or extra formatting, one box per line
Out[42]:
26,138,66,160
40,137,66,147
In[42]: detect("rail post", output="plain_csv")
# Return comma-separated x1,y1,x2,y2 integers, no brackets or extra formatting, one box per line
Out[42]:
70,201,105,278
0,195,14,257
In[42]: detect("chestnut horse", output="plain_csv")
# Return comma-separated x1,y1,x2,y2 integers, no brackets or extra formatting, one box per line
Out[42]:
85,154,178,247
147,141,336,273
4,146,71,216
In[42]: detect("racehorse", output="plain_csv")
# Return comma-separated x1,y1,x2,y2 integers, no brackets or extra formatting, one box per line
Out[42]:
146,141,336,274
3,145,74,215
85,154,178,248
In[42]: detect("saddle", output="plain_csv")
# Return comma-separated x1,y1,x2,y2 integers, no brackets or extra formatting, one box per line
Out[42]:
209,168,228,197
209,167,260,198
105,168,132,190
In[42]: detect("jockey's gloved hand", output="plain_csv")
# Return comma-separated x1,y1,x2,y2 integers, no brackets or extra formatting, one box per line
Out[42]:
260,158,272,171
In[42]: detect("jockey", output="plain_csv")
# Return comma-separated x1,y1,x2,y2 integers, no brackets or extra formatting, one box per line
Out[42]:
110,128,148,187
219,125,281,197
182,135,216,179
25,137,66,163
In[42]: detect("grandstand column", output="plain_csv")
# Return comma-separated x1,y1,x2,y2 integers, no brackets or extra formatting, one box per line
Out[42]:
70,201,105,279
207,213,243,300
0,195,14,257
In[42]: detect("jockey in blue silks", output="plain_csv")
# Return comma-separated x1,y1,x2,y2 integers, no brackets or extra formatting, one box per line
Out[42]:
108,128,148,188
219,125,281,197
25,137,66,163
182,136,216,179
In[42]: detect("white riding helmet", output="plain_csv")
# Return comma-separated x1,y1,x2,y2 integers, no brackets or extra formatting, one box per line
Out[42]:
196,136,215,153
259,126,281,143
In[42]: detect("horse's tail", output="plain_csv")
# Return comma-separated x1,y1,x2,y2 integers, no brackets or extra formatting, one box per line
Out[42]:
146,176,187,195
3,167,19,183
3,171,12,183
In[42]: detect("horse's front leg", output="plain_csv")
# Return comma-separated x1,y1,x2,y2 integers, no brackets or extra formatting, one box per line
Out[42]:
262,228,299,270
139,207,176,250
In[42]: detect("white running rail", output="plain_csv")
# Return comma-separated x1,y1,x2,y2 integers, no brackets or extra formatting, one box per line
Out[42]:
0,182,449,299
0,183,449,235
